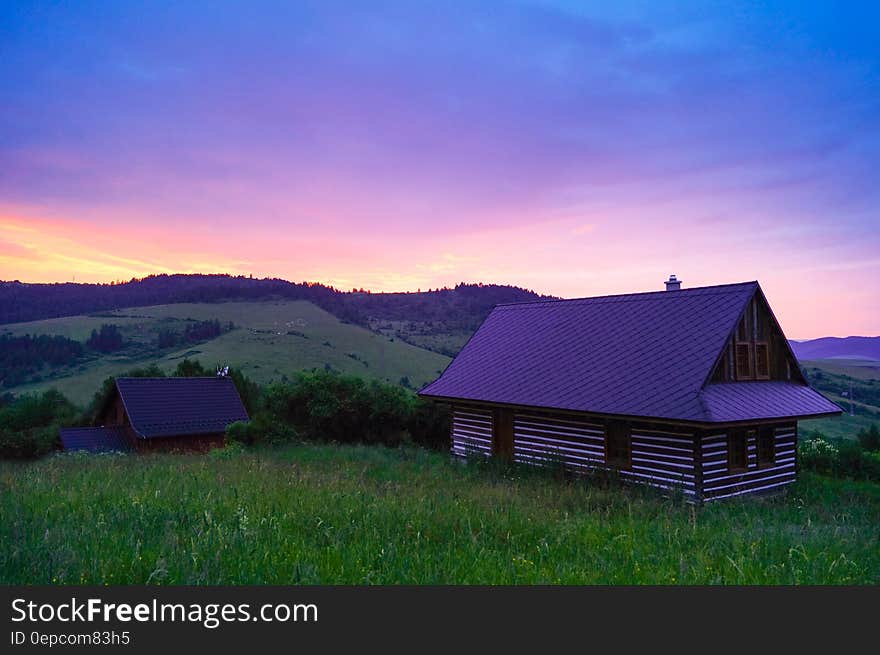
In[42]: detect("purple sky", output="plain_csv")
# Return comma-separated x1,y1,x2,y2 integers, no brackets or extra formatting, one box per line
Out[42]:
1,1,878,337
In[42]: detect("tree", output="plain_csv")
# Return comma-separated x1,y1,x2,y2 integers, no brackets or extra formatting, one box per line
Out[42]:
87,324,124,353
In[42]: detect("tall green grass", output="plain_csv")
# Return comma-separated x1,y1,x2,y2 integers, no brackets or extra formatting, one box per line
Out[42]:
1,445,878,584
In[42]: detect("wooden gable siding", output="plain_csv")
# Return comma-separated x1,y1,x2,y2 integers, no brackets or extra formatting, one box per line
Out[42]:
700,423,797,501
102,395,129,428
710,292,802,384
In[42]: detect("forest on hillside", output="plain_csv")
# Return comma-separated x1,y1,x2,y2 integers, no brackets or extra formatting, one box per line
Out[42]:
0,275,549,350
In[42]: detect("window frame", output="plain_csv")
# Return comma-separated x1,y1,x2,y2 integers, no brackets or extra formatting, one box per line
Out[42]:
735,342,754,380
727,429,749,473
605,421,632,469
754,342,770,380
756,426,776,468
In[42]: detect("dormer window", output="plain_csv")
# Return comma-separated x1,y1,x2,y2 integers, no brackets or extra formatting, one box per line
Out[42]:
755,343,770,379
735,342,753,380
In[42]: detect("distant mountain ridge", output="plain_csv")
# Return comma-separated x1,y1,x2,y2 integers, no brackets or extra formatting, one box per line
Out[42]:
789,336,880,361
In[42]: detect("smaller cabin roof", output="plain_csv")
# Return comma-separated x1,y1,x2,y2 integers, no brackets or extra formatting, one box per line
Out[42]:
114,376,249,438
60,426,132,453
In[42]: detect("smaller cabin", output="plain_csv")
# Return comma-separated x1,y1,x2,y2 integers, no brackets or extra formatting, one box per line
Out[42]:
60,376,249,453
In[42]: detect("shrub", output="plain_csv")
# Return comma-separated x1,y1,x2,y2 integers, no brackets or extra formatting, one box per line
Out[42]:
208,440,247,460
799,436,839,476
225,415,298,446
225,420,251,445
799,434,880,481
0,389,76,458
407,398,450,451
837,440,880,481
263,371,418,446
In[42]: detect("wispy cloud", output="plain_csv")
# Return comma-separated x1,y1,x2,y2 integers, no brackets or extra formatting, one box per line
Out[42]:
0,1,877,337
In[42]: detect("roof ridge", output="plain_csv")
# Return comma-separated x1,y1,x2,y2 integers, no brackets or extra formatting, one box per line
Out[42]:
116,376,228,381
494,281,758,309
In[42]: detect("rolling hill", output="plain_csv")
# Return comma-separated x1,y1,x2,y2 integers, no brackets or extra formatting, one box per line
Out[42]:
1,300,451,405
0,274,548,332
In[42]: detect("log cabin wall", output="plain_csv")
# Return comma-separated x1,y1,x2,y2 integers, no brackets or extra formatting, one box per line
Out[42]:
700,423,797,501
133,433,226,453
450,406,494,458
514,411,606,471
451,405,697,499
450,406,799,501
626,424,697,497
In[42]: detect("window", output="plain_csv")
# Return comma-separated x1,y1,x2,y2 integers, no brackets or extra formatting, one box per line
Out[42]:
757,426,775,467
605,421,631,468
736,313,750,342
755,342,770,379
728,430,748,472
735,343,753,380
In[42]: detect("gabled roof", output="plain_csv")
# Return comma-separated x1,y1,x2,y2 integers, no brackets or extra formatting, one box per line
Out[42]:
60,426,132,453
419,281,840,424
115,377,249,438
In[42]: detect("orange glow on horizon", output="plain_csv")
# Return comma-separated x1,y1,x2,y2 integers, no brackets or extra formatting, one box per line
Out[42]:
2,206,877,340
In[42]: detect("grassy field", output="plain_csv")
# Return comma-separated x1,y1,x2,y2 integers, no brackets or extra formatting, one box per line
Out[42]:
802,358,880,381
2,301,450,405
800,358,880,439
802,411,879,440
1,444,878,584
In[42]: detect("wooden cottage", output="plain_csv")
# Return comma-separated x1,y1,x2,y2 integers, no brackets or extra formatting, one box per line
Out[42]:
418,279,841,502
60,376,249,453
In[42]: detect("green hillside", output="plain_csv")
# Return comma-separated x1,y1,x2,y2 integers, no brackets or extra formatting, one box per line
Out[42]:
799,358,880,439
1,301,450,405
801,358,880,381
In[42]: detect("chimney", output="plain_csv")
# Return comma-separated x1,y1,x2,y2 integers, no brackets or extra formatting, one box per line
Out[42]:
664,274,681,291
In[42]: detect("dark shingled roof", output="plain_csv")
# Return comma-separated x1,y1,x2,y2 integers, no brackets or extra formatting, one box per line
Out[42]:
116,376,249,438
419,281,841,424
60,426,132,453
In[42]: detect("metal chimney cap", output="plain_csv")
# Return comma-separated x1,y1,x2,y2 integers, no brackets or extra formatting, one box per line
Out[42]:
664,274,682,291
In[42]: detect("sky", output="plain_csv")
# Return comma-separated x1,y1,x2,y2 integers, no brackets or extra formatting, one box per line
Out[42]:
0,1,878,338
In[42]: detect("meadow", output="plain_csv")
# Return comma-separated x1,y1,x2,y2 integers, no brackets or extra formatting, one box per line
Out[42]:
800,358,880,439
2,300,450,405
2,444,878,585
